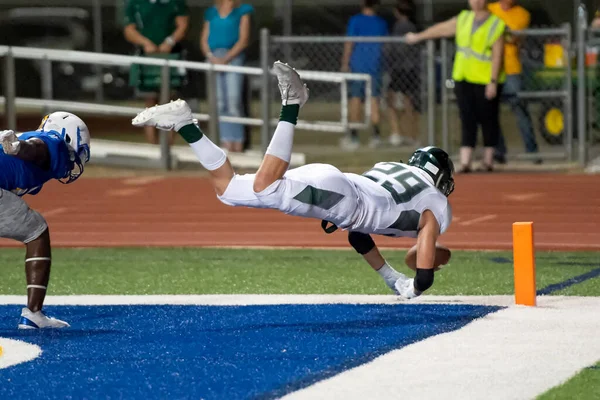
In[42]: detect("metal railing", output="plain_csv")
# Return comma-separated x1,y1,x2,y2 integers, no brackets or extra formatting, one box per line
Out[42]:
0,29,372,169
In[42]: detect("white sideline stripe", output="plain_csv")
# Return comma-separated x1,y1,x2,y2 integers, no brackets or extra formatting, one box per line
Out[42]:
0,338,42,369
283,296,600,400
0,295,516,306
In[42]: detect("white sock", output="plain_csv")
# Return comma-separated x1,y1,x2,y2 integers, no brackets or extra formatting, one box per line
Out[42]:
189,135,227,171
265,121,295,163
376,262,405,290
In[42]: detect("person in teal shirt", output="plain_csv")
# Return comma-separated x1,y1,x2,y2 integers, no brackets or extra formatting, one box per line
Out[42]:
201,0,254,153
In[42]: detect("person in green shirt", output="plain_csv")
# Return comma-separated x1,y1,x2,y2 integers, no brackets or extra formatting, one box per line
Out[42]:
124,0,190,145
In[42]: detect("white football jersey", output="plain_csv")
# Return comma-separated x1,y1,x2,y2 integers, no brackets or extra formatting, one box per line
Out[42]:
344,162,452,238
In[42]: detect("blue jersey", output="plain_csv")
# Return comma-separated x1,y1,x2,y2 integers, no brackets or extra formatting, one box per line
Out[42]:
347,14,388,74
0,131,73,196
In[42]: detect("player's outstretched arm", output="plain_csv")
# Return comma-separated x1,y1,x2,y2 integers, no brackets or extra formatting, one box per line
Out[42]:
1,131,50,169
348,232,406,292
398,210,441,299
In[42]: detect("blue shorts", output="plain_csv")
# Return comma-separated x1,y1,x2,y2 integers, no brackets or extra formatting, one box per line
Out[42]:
349,72,382,99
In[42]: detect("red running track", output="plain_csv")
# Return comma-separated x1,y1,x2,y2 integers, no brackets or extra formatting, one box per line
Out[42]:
1,174,599,251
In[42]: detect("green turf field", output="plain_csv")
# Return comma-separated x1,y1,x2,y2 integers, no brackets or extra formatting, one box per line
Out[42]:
1,247,598,398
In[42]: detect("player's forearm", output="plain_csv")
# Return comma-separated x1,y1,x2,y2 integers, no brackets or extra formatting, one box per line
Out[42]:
14,139,51,169
124,25,153,47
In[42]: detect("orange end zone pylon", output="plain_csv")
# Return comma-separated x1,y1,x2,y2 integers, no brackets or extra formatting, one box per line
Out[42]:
513,222,537,306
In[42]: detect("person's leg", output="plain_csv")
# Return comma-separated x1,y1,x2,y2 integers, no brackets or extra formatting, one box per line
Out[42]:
224,55,246,153
215,56,231,150
479,83,503,171
386,89,402,145
348,96,362,146
368,73,382,148
0,189,68,329
132,100,233,196
454,82,478,171
253,62,309,193
506,74,540,158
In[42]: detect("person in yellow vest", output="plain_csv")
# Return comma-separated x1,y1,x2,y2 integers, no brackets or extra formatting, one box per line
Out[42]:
489,0,540,164
406,0,506,172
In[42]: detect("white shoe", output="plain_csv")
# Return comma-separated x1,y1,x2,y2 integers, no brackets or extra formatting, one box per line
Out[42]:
273,61,309,108
18,307,70,329
132,99,194,131
394,277,421,300
369,136,382,149
389,133,403,147
340,135,360,151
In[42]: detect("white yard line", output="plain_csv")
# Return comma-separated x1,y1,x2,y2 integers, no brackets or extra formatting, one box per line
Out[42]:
458,214,498,226
283,296,600,400
0,294,515,306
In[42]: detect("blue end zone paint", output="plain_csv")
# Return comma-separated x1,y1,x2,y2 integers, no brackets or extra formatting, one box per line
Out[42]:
537,268,600,295
0,303,501,400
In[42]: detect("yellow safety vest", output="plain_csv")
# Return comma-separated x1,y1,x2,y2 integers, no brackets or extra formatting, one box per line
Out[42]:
452,10,507,85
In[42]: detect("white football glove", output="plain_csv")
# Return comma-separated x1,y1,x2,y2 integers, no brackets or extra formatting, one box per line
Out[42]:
394,277,422,300
0,130,20,155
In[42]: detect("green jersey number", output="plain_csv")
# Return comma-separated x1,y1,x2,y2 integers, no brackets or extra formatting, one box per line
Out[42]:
363,162,428,204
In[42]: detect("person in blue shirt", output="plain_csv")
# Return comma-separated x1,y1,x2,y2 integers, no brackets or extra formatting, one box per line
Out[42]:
201,0,254,153
0,111,91,329
341,0,388,150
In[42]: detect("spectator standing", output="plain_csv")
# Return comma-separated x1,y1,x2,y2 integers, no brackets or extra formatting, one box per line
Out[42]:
406,0,506,172
385,0,421,147
201,0,254,153
489,0,541,164
341,0,388,150
124,0,189,145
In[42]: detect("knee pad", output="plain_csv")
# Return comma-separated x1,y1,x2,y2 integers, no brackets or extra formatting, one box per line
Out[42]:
414,268,434,292
348,232,375,255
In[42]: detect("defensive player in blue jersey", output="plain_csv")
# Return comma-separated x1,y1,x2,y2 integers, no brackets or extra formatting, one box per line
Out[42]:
0,111,91,329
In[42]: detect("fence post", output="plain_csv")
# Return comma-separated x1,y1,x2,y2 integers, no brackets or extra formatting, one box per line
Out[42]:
427,39,436,146
159,62,172,170
206,64,220,143
565,23,574,162
577,7,588,166
92,0,104,102
41,56,53,116
4,49,16,131
260,28,271,153
441,38,449,153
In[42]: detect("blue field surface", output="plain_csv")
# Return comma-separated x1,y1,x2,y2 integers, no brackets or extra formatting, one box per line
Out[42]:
0,303,501,399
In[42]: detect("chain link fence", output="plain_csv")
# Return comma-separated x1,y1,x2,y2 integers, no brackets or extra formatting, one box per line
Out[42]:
268,36,435,151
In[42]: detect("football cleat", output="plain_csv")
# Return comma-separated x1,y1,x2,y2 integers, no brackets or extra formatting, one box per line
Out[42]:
18,307,70,330
273,61,309,108
132,99,194,132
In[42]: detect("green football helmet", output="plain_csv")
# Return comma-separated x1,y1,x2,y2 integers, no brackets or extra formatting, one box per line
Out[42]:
407,146,455,197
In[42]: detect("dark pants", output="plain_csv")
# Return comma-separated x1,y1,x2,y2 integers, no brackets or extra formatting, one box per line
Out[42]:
454,81,502,148
495,74,539,156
